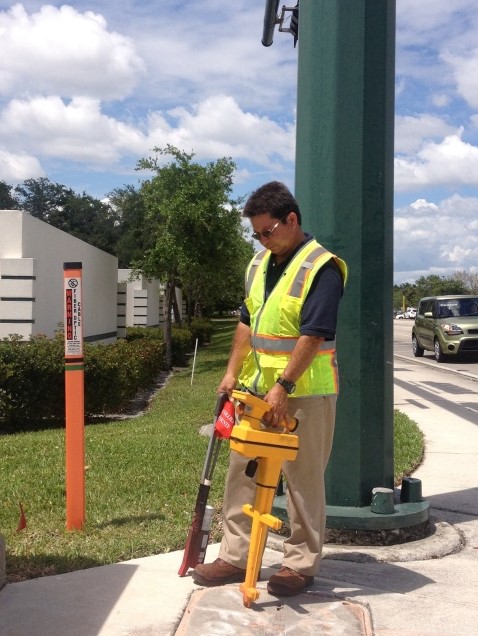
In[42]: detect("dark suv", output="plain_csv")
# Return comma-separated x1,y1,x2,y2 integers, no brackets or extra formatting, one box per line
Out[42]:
412,295,478,362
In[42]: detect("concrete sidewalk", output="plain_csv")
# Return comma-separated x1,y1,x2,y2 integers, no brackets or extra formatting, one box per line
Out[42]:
1,356,478,635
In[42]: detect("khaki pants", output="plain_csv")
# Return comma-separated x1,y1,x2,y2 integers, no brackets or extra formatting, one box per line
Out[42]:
218,395,337,576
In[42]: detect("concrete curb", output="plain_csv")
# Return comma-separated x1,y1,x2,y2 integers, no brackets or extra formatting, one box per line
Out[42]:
266,514,464,564
394,352,478,383
0,534,5,590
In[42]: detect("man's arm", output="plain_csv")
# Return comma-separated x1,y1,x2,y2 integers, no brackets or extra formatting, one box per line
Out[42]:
217,321,251,395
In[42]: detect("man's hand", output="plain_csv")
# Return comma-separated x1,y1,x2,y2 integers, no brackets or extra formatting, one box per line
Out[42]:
217,372,238,397
262,383,289,427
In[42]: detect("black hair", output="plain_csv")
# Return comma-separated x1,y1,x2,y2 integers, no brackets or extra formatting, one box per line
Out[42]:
243,181,302,225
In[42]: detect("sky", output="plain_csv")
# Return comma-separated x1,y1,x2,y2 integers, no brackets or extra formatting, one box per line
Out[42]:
1,1,478,284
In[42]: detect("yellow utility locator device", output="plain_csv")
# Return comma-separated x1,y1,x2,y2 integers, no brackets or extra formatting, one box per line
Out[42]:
230,390,299,608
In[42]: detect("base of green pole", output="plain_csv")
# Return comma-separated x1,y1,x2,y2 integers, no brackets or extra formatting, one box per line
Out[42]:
272,497,429,532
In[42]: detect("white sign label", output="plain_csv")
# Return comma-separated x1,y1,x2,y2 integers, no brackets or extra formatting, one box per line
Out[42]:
65,277,83,357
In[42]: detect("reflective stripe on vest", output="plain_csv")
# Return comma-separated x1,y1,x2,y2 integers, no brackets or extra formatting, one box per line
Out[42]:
251,334,336,354
288,245,328,298
245,249,268,296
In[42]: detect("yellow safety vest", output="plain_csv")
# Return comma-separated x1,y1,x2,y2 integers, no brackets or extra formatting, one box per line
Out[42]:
238,239,347,397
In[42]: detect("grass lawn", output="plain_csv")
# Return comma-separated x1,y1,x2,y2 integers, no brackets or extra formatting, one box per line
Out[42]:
0,319,423,582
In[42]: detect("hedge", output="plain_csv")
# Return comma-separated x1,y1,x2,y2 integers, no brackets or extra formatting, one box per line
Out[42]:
0,322,207,431
188,318,214,345
0,334,64,429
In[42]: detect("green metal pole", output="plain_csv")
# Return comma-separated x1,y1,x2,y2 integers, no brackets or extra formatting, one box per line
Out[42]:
295,1,396,514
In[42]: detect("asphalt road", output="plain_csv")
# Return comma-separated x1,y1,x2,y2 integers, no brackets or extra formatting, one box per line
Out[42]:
394,319,478,378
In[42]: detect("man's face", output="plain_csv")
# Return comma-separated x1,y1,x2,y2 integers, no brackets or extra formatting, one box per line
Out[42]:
250,213,293,256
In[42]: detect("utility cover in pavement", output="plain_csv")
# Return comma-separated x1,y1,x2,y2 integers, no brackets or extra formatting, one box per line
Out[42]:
176,586,372,635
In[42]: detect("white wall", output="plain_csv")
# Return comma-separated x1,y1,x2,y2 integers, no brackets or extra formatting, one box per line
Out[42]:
0,210,118,342
118,269,161,327
118,269,184,327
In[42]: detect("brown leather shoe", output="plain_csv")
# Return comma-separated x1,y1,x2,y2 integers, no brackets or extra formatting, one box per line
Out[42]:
192,558,246,586
267,566,314,597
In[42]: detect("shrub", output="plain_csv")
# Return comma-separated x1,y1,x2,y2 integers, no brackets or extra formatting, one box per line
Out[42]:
0,357,14,423
126,326,164,342
84,338,164,415
0,321,202,430
126,324,194,366
0,334,64,427
171,325,193,365
188,318,213,345
0,334,165,430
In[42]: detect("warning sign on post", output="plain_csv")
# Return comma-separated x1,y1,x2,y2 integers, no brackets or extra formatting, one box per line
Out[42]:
64,263,83,358
63,262,85,530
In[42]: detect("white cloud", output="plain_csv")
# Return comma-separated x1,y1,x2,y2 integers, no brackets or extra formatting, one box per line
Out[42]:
438,193,478,218
410,199,438,212
0,147,44,181
441,48,478,108
0,93,295,171
396,0,477,47
0,3,144,100
146,95,295,166
128,2,297,112
395,114,455,154
394,194,478,282
431,94,451,108
394,1,476,90
395,131,478,191
0,96,146,163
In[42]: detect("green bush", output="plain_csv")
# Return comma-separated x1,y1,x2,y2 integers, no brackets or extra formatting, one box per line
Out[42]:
171,325,193,365
0,334,165,430
0,334,64,427
126,324,194,366
0,322,204,430
0,359,10,420
126,326,164,342
84,338,164,415
188,318,213,345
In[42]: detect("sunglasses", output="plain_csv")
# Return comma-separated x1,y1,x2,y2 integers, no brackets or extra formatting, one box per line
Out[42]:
251,220,281,241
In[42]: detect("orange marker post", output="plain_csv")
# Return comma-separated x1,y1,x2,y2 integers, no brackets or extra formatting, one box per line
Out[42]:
64,262,85,530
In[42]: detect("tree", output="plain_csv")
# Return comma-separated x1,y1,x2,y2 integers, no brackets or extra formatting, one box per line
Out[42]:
393,283,417,311
0,181,19,209
179,199,253,318
454,270,478,294
414,275,468,300
57,192,120,254
135,145,251,368
394,274,470,309
15,178,119,254
108,184,154,268
15,178,72,221
190,231,254,316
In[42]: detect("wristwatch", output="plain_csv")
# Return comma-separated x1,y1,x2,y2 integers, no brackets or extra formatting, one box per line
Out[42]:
276,377,296,394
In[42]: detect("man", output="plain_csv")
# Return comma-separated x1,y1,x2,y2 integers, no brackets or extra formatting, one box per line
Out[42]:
192,181,347,596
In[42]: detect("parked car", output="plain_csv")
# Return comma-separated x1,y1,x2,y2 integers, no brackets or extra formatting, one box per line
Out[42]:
395,308,416,319
412,295,478,362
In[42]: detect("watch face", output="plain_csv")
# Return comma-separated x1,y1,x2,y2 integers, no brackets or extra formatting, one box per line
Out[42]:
278,377,295,394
